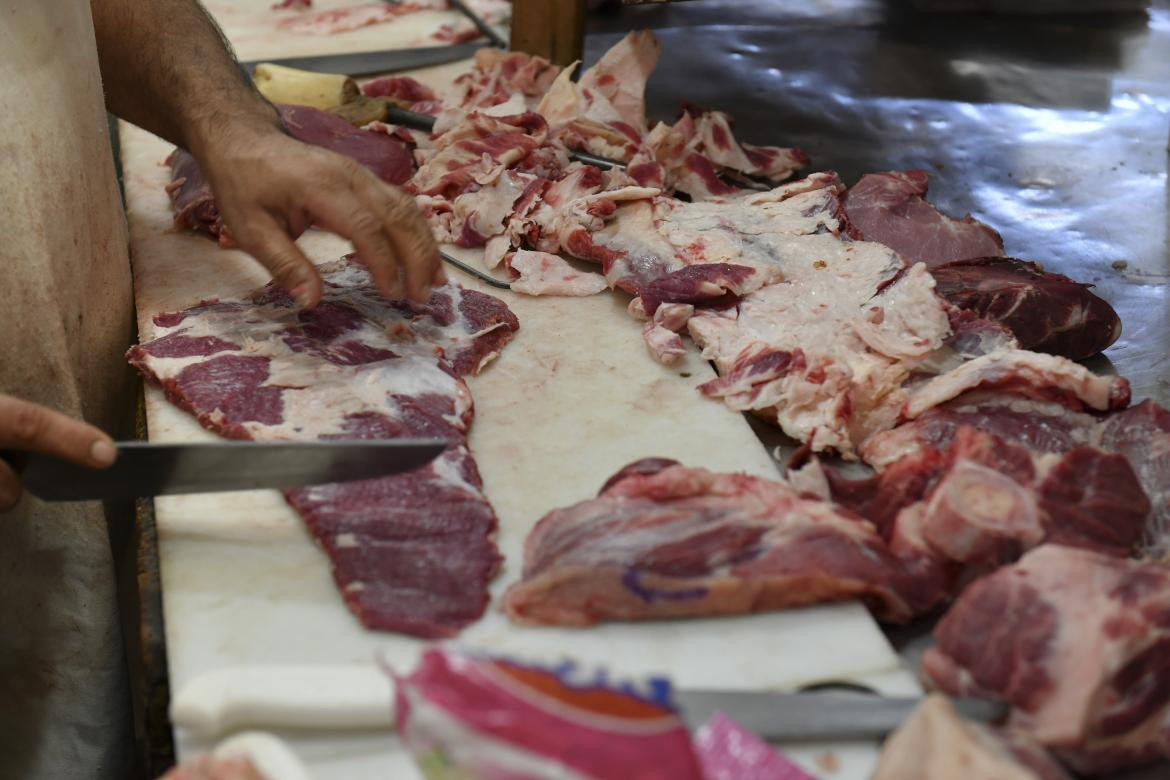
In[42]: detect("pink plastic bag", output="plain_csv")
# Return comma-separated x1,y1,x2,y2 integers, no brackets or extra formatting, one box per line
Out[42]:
693,712,815,780
394,648,706,780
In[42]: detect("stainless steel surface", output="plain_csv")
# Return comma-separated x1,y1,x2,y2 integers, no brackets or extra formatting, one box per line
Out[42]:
242,42,490,76
12,440,448,501
675,689,1007,741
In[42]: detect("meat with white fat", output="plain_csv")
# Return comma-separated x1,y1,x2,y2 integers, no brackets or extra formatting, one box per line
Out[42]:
922,545,1170,774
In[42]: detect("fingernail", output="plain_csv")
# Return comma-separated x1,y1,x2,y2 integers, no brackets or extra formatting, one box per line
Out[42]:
90,439,116,467
291,284,312,308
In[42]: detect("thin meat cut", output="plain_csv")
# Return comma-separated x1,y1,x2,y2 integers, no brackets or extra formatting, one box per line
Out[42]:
922,545,1170,774
503,458,947,626
167,105,414,245
127,259,519,637
930,257,1122,360
843,171,1004,267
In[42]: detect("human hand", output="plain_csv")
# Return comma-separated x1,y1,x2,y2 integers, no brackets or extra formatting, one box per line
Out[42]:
0,395,116,510
159,755,265,780
194,118,443,308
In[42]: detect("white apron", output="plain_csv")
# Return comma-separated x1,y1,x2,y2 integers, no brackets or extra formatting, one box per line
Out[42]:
0,1,136,777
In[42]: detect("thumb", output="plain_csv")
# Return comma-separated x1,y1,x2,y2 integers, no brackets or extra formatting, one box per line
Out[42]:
235,211,322,308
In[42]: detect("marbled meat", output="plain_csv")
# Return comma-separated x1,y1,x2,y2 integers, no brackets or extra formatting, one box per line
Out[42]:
861,397,1170,552
503,458,947,626
922,545,1170,774
127,259,519,637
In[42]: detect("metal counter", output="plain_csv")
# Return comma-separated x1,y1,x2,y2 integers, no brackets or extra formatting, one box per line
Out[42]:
587,4,1170,777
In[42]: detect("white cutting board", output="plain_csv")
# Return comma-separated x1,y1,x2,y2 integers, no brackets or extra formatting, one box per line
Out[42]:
118,12,917,778
205,0,487,63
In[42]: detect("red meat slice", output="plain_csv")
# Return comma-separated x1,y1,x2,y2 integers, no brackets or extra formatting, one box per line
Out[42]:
843,170,1004,267
930,256,1121,360
127,260,519,637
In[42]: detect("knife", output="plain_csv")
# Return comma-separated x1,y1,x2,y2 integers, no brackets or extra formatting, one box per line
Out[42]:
674,689,1008,741
448,0,509,49
241,42,490,77
2,439,448,502
170,665,1008,741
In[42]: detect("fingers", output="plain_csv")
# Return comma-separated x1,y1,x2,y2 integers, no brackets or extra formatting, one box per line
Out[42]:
0,395,115,469
306,162,441,304
377,183,443,302
0,459,21,511
305,180,402,300
233,211,323,308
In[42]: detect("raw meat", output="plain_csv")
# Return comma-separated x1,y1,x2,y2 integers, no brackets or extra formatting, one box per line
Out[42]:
277,2,441,35
272,0,311,10
844,172,1120,360
818,425,1150,585
930,256,1122,359
398,35,1131,467
505,250,608,297
901,349,1130,420
503,458,948,626
922,545,1170,774
629,108,807,200
433,48,562,135
410,112,550,201
872,695,1072,780
127,260,519,637
167,105,414,244
843,171,1004,267
165,147,227,245
360,76,437,105
280,105,415,184
861,397,1170,551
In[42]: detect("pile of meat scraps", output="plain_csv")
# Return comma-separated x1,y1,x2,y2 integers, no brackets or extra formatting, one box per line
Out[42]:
382,31,1125,460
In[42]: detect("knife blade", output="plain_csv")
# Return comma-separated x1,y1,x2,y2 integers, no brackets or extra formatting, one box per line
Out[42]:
674,689,1008,741
4,439,448,502
447,0,509,49
241,42,489,77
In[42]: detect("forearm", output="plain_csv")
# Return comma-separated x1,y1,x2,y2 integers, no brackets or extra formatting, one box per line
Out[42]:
90,0,280,156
